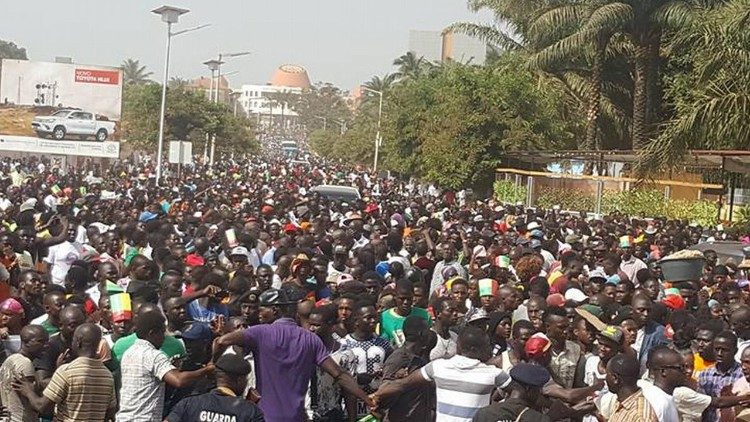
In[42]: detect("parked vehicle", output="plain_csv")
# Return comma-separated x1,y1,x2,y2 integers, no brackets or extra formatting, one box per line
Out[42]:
32,109,116,141
309,185,361,202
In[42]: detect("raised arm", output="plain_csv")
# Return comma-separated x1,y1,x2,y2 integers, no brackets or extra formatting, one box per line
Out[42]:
162,365,214,389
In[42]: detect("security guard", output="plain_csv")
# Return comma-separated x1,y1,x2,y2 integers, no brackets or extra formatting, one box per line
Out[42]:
165,353,264,422
472,363,552,422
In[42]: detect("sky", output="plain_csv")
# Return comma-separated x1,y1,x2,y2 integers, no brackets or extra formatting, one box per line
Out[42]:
2,0,492,91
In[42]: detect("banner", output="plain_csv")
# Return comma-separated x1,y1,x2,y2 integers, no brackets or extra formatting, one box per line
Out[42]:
0,59,123,142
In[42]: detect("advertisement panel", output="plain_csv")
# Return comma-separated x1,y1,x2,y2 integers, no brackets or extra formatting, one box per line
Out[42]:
0,59,123,144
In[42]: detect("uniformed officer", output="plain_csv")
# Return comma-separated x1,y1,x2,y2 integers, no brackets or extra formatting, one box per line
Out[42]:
165,353,264,422
472,363,552,422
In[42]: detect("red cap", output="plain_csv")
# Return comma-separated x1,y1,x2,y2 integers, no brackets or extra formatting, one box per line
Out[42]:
546,293,566,308
261,205,274,215
365,203,379,214
185,254,205,267
524,333,551,359
284,223,299,234
661,294,685,310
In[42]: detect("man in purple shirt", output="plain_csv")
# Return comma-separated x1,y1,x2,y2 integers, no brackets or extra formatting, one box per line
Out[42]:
214,286,373,421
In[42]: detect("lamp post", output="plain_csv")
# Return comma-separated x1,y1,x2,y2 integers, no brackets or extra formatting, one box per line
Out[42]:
209,51,250,166
202,59,223,164
152,5,208,185
361,86,383,174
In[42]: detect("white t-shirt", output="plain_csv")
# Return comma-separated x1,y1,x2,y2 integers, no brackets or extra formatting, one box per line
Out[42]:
430,330,458,361
584,356,609,422
638,379,680,422
672,386,712,422
421,355,507,422
44,241,80,285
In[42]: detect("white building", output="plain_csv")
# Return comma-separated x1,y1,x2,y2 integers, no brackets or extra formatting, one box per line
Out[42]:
238,64,311,129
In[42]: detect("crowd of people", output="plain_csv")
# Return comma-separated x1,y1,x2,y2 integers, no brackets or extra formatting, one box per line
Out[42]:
0,149,748,422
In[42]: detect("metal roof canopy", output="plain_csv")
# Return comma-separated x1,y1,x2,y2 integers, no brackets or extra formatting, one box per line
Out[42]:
502,150,750,175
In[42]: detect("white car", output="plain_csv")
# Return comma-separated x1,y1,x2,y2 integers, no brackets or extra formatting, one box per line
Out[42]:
32,109,116,141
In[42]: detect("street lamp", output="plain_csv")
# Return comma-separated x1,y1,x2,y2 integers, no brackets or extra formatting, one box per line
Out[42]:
152,5,209,185
208,51,250,165
361,86,383,174
214,51,251,102
202,59,223,163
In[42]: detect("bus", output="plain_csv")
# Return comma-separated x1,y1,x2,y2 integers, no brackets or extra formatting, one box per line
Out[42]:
281,140,298,157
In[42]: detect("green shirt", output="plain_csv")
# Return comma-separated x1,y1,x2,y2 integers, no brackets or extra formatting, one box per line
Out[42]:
379,307,432,347
36,316,59,335
111,333,185,364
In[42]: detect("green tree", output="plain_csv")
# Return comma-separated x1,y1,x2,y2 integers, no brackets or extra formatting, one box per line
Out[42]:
0,40,27,60
293,82,352,131
363,74,397,93
637,0,750,174
121,83,256,152
379,54,581,189
121,58,153,85
393,52,429,79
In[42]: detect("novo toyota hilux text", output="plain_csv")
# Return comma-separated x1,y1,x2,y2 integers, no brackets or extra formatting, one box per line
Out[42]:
32,109,116,141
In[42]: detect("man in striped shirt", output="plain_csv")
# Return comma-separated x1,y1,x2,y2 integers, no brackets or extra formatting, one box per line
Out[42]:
12,323,117,421
607,353,658,422
374,326,507,421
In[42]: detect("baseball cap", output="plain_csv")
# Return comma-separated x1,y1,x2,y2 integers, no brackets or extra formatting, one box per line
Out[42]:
510,363,551,388
588,269,607,281
598,325,625,346
605,274,621,285
259,287,302,306
662,294,686,310
181,322,213,341
524,333,551,359
546,293,565,308
215,354,252,376
564,288,588,304
229,246,250,259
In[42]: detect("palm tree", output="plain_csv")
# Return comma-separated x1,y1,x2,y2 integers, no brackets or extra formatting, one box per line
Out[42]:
393,52,427,79
528,3,620,151
363,74,397,93
591,0,692,149
121,58,153,85
637,0,750,174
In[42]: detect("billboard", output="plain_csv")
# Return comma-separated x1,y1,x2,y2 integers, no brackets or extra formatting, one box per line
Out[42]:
0,59,123,144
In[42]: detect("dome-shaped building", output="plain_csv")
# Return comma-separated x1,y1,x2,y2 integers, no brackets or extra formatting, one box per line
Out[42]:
269,64,311,90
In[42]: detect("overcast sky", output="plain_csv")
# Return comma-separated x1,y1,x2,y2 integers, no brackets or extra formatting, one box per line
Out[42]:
2,0,492,91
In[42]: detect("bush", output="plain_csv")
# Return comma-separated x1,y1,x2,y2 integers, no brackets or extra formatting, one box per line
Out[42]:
493,180,527,204
536,187,596,211
532,186,717,225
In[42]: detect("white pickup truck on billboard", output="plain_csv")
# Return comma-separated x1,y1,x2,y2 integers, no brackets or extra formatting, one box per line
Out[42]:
32,109,116,141
0,59,123,148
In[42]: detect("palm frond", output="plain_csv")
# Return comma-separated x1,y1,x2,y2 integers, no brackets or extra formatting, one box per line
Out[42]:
583,2,633,32
650,1,694,29
444,22,526,51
